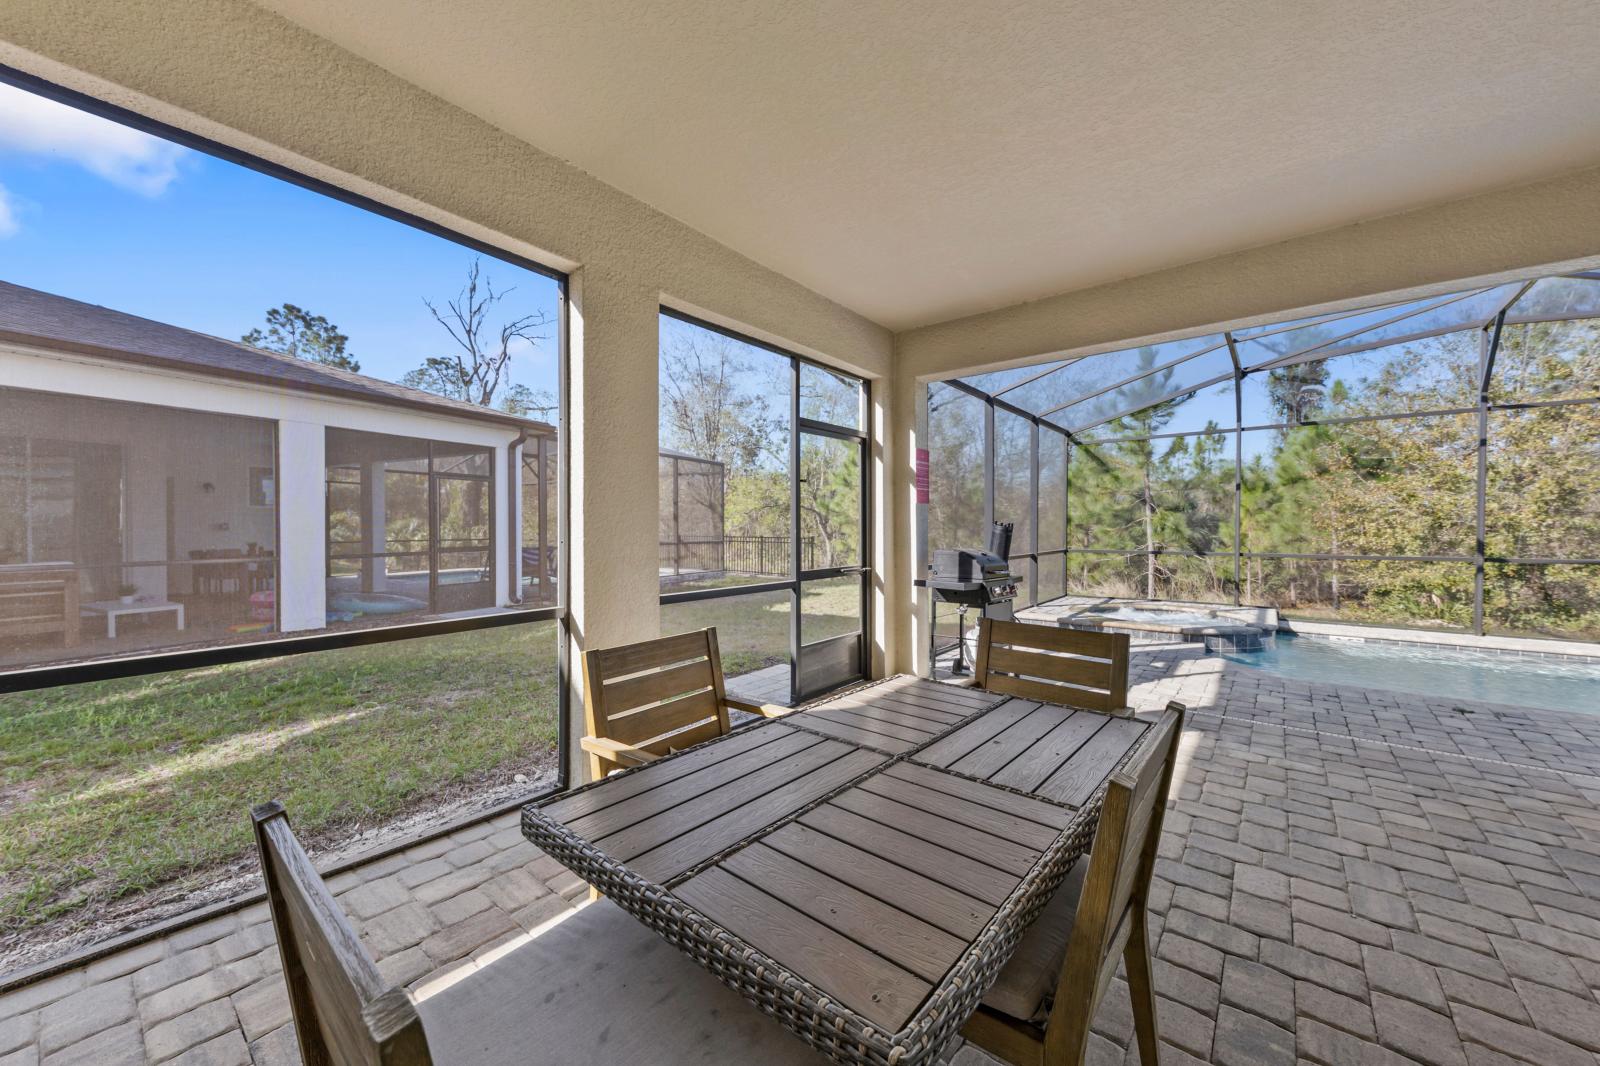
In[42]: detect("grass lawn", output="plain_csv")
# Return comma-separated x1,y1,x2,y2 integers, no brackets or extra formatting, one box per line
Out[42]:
0,620,560,942
661,579,863,677
2,583,858,955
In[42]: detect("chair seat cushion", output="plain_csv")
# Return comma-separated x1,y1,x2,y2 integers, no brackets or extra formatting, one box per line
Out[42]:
418,899,831,1065
981,856,1088,1023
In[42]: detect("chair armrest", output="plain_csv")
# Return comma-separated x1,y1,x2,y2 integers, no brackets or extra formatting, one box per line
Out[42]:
579,735,660,767
724,696,795,719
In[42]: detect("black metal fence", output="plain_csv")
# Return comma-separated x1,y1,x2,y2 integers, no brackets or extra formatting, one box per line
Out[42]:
659,535,818,577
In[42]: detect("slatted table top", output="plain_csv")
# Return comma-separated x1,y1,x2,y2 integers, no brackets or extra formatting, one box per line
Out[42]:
784,674,1006,754
534,722,893,884
672,761,1078,1032
523,675,1153,1066
912,698,1149,807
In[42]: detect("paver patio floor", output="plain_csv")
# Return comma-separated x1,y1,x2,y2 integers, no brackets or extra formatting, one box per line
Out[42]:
3,645,1599,1065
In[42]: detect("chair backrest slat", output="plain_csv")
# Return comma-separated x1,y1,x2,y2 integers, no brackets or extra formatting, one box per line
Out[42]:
584,629,730,762
591,630,714,679
1044,704,1183,1060
252,802,431,1066
604,657,717,714
975,618,1130,712
604,689,724,746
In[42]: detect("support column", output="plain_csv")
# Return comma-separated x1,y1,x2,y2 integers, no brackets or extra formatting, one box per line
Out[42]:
567,268,663,782
886,355,920,676
363,461,387,593
277,420,326,632
505,437,523,606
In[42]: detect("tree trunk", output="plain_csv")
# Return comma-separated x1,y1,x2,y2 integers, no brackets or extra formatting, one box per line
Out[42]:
1142,470,1156,599
1330,528,1340,610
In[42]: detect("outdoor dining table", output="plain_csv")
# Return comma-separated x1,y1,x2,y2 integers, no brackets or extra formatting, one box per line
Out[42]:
522,674,1153,1066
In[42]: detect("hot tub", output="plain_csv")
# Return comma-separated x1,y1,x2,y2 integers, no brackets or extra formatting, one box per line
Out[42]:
1017,598,1277,652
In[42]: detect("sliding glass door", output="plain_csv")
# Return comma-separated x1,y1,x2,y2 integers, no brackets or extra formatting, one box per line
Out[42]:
660,313,870,705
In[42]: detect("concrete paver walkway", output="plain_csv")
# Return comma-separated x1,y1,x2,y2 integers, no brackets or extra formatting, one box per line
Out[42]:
962,646,1600,1066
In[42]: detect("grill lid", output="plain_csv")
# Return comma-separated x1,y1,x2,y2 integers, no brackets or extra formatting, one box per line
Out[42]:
929,548,1010,585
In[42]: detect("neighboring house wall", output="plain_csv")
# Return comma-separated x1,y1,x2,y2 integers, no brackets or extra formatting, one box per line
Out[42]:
1,343,522,633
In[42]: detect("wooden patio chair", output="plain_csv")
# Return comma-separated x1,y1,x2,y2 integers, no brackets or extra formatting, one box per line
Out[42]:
251,801,832,1065
0,566,80,648
960,702,1185,1066
580,627,791,779
974,617,1131,714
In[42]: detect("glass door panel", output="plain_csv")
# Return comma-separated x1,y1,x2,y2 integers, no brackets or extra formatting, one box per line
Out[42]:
797,429,867,700
658,312,873,706
798,573,865,700
662,588,793,707
798,433,863,570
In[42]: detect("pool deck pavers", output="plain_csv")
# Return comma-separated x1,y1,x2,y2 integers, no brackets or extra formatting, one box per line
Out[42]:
4,645,1600,1065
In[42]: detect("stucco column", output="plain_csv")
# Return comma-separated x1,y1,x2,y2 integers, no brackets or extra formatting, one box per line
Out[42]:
277,420,327,632
871,366,907,679
885,356,926,676
566,267,662,782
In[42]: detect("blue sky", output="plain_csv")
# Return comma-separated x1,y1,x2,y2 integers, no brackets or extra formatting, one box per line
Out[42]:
0,80,562,406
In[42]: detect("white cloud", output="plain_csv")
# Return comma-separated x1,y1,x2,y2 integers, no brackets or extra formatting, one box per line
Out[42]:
0,82,189,196
0,184,17,237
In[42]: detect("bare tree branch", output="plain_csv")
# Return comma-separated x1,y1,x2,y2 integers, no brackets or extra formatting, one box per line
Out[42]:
408,258,552,410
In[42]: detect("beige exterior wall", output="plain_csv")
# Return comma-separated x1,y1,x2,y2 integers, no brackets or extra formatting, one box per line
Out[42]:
0,0,896,783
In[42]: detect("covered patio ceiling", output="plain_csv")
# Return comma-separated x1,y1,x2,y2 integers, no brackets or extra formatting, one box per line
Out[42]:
253,0,1600,330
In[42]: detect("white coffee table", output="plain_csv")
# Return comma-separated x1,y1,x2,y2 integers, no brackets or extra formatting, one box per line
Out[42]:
81,600,186,639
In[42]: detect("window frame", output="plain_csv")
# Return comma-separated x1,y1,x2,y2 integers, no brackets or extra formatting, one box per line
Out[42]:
656,307,873,705
0,65,571,786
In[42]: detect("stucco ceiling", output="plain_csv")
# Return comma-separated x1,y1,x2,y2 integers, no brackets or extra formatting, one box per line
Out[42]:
255,0,1600,331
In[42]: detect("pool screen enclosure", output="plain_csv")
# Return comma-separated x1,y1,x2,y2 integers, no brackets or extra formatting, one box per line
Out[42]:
658,449,728,581
927,270,1600,643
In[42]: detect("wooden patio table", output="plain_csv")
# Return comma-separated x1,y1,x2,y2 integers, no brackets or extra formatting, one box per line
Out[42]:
522,674,1152,1066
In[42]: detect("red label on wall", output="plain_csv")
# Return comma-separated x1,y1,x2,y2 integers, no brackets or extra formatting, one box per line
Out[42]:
915,448,930,504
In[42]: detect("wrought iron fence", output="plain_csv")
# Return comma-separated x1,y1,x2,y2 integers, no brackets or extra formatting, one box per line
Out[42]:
659,535,818,576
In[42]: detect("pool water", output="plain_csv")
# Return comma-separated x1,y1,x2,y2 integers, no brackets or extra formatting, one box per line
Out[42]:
1221,634,1600,715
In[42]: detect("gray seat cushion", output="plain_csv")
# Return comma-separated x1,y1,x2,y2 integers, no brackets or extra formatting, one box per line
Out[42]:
980,857,1088,1023
418,899,831,1065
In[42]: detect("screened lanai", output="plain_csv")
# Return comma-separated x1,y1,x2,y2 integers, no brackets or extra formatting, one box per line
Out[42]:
927,270,1600,646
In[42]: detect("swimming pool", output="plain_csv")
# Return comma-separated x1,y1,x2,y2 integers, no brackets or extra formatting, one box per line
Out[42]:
1221,634,1600,715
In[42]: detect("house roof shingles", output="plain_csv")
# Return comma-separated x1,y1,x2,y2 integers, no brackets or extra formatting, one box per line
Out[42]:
0,279,554,434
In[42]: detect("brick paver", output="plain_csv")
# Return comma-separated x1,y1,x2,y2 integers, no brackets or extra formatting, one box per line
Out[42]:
981,645,1600,1066
0,810,583,1064
4,646,1600,1064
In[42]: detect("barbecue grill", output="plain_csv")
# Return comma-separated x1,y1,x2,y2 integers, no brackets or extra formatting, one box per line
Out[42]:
922,522,1018,675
